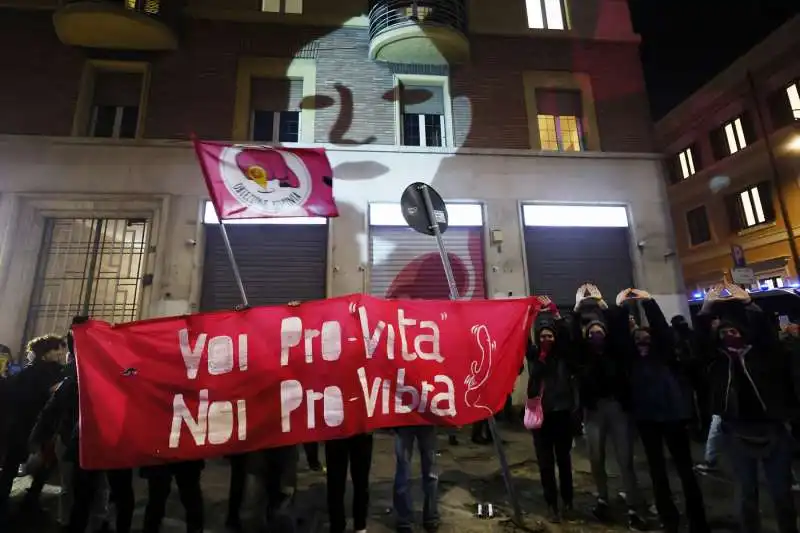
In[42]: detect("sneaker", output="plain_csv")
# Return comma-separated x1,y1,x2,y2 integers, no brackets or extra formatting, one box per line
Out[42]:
546,506,561,523
627,511,649,531
592,499,611,522
693,462,716,475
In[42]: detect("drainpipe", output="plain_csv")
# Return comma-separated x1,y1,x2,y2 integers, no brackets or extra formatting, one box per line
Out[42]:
746,71,800,278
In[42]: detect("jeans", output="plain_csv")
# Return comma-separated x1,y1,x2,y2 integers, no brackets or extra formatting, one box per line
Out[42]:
584,398,643,507
325,433,373,533
393,426,439,530
143,462,204,533
638,421,709,533
725,422,798,533
532,410,574,509
704,415,723,465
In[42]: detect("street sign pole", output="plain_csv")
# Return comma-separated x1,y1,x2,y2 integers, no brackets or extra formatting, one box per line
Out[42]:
416,183,523,526
218,218,249,307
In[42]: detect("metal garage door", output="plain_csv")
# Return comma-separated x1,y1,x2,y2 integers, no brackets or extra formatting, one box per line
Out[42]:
369,203,485,300
523,205,634,309
201,217,328,311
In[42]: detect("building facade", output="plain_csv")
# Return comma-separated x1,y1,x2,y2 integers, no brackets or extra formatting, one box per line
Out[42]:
655,15,800,296
0,0,684,385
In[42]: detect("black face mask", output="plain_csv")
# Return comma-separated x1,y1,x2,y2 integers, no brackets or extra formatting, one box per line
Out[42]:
722,335,746,351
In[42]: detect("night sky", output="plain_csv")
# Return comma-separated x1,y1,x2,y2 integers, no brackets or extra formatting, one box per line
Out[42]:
628,0,800,120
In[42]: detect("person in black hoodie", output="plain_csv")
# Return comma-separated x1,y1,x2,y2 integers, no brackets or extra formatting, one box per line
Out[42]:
526,297,577,523
0,333,66,525
570,284,648,530
698,283,799,533
618,289,709,533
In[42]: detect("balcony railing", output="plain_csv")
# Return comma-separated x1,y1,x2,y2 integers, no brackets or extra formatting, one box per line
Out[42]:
368,0,469,64
368,0,467,42
54,0,178,50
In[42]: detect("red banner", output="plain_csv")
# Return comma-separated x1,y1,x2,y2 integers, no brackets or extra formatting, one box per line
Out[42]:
193,140,339,219
74,295,537,469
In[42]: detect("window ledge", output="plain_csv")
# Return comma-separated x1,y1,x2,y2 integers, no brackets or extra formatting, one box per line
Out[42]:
737,221,777,236
688,240,715,251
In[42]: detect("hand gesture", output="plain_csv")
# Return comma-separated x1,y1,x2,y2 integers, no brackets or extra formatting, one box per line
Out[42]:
724,282,751,303
287,301,301,307
615,288,652,306
574,283,604,311
704,284,723,302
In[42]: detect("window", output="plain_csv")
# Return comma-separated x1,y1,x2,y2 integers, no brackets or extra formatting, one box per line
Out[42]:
535,88,583,151
369,202,483,227
126,0,159,15
677,146,697,179
759,276,784,289
789,81,800,120
250,77,302,143
725,181,775,231
88,71,143,139
710,114,756,160
522,205,629,228
261,0,302,14
526,0,567,30
399,82,447,147
686,206,711,246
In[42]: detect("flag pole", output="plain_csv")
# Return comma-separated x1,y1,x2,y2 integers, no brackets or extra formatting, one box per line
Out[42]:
217,219,249,307
418,184,523,526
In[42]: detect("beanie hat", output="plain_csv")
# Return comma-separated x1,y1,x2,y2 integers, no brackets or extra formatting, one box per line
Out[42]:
534,311,557,341
582,320,607,338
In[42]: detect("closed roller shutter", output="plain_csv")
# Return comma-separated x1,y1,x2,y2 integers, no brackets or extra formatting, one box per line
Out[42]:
370,226,485,300
201,223,327,311
525,226,634,308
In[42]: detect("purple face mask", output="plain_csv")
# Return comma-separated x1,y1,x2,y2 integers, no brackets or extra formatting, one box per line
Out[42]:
588,331,605,347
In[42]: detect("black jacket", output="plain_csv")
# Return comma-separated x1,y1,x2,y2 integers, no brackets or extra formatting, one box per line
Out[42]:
526,318,576,413
700,301,800,423
30,363,79,461
625,300,693,422
570,305,631,411
4,359,64,456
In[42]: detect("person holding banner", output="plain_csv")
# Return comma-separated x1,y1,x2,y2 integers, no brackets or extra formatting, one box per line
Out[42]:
393,424,440,533
325,433,374,533
616,289,709,533
570,284,649,531
526,297,577,524
141,460,205,533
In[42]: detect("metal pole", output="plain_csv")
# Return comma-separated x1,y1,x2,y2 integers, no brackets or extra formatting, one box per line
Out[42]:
218,220,249,307
747,71,800,277
418,184,523,526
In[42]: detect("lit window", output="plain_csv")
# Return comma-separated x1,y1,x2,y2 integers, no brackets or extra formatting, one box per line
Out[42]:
369,202,483,227
739,186,767,228
399,82,447,148
203,201,325,225
788,82,800,120
536,88,583,151
760,276,784,289
526,0,567,30
126,0,159,15
522,205,629,228
678,147,697,179
723,117,748,154
262,0,302,14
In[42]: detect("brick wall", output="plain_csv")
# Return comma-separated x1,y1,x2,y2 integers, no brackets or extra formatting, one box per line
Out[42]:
0,9,653,152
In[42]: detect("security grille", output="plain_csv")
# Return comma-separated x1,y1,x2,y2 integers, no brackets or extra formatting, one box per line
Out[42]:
24,218,150,342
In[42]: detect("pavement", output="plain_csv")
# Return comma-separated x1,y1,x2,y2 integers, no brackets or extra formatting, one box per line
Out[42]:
3,421,786,533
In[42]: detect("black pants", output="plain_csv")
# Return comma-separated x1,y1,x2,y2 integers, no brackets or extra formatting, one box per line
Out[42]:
638,421,709,533
254,446,298,532
471,420,491,442
325,434,374,533
304,442,321,469
143,462,204,533
227,454,247,525
532,410,574,509
0,449,25,524
68,467,134,533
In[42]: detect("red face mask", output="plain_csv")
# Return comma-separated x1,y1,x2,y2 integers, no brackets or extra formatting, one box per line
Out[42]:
539,339,554,360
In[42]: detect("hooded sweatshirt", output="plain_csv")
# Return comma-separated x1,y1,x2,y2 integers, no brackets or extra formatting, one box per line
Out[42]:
526,313,575,413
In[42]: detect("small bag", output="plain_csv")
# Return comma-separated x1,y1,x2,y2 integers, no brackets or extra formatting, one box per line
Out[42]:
524,387,545,430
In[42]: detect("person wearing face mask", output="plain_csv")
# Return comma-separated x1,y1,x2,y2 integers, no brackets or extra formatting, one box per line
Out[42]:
526,297,577,523
618,289,709,533
570,284,648,530
698,283,799,533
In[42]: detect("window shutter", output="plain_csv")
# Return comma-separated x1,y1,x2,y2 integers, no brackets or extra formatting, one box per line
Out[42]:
724,193,743,233
767,87,795,130
667,154,682,184
709,127,728,160
690,142,702,171
535,89,583,117
251,78,303,111
93,71,142,107
401,84,445,115
739,112,757,145
758,180,776,222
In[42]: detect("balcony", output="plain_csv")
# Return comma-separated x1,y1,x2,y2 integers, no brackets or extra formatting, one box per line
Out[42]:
53,0,178,51
368,0,469,65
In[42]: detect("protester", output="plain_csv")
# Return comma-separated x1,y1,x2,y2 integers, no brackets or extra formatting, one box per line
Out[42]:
698,283,799,533
303,442,324,472
619,289,709,533
526,297,576,523
671,314,708,438
694,414,724,475
393,425,439,532
0,334,66,525
248,445,299,532
325,433,373,533
142,460,205,533
226,453,248,531
570,283,648,530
